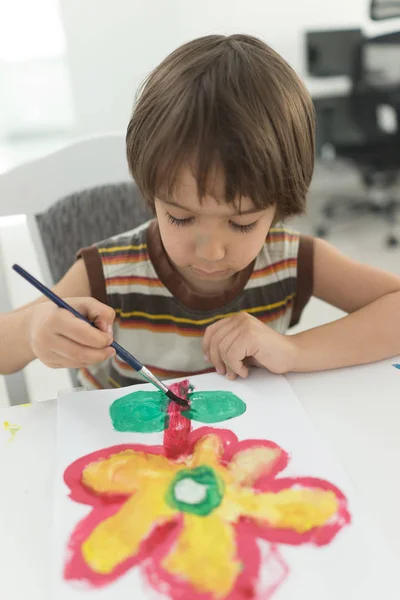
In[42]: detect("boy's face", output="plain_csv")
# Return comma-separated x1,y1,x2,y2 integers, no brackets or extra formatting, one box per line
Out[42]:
155,168,276,293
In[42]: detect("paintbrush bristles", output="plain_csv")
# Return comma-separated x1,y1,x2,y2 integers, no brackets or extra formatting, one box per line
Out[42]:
166,389,189,407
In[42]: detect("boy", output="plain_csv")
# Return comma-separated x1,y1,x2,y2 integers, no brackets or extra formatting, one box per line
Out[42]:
1,34,400,389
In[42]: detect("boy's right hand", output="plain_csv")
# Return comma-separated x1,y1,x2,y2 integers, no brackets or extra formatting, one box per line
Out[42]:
28,297,116,369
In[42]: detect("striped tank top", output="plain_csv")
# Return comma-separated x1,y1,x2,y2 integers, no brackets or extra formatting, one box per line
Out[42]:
78,220,313,390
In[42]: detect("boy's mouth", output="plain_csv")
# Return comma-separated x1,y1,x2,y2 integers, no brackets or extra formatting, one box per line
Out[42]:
190,266,232,278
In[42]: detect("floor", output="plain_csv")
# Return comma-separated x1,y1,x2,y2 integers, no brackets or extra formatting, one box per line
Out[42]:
0,137,399,406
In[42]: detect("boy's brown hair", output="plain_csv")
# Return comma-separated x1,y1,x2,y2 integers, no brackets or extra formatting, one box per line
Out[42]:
126,34,315,220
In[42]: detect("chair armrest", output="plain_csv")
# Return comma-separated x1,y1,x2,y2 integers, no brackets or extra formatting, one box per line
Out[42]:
0,215,73,403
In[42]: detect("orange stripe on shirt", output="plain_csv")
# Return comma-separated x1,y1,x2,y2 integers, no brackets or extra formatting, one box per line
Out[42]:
251,258,297,279
101,254,149,265
266,232,298,243
80,368,103,389
105,275,163,287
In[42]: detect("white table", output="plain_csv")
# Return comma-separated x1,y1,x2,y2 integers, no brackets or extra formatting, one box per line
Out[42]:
1,358,400,599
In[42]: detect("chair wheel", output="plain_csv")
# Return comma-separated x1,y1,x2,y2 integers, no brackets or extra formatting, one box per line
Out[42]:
315,226,328,238
386,235,399,248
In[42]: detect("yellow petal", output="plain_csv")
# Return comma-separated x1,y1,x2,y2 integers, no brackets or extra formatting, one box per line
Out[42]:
82,449,182,495
188,434,224,471
232,487,339,533
229,446,283,486
162,513,240,598
82,480,177,574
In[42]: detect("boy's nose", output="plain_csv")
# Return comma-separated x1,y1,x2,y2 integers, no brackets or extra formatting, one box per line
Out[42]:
195,236,226,262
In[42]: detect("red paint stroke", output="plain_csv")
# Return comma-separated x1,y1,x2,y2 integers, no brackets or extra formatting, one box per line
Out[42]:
64,427,351,599
163,380,192,459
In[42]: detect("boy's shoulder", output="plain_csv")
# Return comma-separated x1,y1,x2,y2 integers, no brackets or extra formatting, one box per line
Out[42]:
93,219,155,278
261,224,301,260
96,219,152,252
254,223,313,282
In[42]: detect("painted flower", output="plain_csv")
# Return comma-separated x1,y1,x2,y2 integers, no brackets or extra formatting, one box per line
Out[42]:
64,427,350,599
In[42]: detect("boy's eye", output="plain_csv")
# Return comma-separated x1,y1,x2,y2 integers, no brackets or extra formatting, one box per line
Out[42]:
166,213,194,227
229,220,259,233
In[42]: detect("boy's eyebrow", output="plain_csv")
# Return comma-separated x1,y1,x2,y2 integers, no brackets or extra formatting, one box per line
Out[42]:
161,199,263,216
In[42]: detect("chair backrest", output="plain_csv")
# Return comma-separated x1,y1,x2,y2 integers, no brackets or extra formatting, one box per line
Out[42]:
0,133,130,218
35,181,152,284
0,134,132,404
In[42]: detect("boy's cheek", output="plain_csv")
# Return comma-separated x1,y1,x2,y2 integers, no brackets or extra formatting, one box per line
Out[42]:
161,234,192,266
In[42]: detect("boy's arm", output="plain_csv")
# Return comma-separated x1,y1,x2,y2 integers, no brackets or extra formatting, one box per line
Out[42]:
204,238,400,378
291,238,400,371
0,259,92,374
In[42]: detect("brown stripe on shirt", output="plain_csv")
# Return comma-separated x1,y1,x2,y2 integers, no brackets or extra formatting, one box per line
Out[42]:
290,234,314,327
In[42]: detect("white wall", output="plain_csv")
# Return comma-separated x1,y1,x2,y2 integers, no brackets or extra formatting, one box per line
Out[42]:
59,0,399,137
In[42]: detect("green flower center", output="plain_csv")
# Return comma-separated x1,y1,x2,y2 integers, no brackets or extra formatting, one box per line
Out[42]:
166,466,224,516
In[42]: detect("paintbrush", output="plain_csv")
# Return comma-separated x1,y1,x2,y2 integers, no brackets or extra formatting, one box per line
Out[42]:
12,264,189,407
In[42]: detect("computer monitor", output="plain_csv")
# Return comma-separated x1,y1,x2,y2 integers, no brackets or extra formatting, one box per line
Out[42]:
306,29,363,77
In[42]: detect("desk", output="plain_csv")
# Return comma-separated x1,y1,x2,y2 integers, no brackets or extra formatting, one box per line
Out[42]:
1,358,400,599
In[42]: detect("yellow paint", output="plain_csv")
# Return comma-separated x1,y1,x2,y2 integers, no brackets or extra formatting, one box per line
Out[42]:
263,488,339,532
83,482,177,574
224,486,339,533
229,446,282,486
188,434,224,471
81,438,340,595
163,513,240,598
3,421,21,441
82,450,181,495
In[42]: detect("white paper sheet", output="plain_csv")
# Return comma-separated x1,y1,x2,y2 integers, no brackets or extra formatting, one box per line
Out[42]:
55,371,399,599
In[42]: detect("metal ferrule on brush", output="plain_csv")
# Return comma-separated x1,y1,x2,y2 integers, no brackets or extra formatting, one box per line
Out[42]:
139,366,169,394
139,366,189,407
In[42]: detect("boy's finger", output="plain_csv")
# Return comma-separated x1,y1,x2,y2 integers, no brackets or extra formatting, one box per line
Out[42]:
203,317,233,360
220,331,249,378
69,298,116,329
225,366,237,380
207,321,237,375
97,320,114,336
54,296,116,343
208,335,227,375
209,346,226,376
53,335,115,366
54,310,113,348
213,325,249,377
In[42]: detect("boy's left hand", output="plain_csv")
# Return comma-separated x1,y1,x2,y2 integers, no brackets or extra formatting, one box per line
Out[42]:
203,312,297,379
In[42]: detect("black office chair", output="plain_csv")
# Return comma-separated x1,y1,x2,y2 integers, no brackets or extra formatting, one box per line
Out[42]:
315,32,400,247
